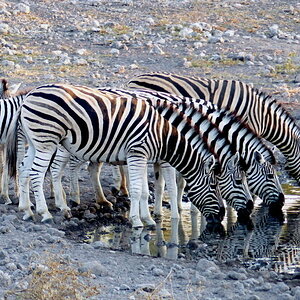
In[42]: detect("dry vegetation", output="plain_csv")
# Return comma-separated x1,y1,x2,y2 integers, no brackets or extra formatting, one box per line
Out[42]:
5,254,100,300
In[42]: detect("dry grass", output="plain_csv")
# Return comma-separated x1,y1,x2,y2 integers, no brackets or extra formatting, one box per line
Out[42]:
5,254,100,300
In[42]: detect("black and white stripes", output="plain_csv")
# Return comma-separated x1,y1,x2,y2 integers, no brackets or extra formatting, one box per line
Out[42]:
128,72,300,184
6,83,224,227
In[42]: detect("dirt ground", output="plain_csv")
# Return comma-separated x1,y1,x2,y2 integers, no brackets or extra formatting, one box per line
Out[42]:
0,0,300,299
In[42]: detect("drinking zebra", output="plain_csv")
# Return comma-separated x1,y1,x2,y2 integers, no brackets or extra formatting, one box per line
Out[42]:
6,83,224,228
50,86,254,221
127,72,300,184
101,88,284,211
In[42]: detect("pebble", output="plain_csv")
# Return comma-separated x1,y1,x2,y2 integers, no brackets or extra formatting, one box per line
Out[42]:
196,258,220,272
78,261,109,276
0,23,9,34
110,48,120,55
14,3,30,14
152,267,164,276
226,270,247,280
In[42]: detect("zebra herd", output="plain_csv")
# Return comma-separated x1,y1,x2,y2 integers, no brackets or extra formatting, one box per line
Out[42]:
0,73,299,229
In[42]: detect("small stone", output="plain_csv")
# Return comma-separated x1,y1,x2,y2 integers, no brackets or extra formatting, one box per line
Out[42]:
196,258,220,272
208,36,224,44
93,241,109,249
146,17,155,25
78,261,109,276
14,3,30,14
179,27,194,38
268,24,279,37
76,48,87,55
74,58,88,65
0,23,9,34
119,284,131,290
152,267,164,276
110,48,120,55
0,270,11,286
1,60,15,68
6,262,17,271
226,271,247,280
193,42,203,49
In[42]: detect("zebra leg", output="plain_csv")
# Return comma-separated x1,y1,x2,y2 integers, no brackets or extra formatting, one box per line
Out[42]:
87,162,113,210
14,133,27,199
50,150,71,219
176,174,186,212
18,148,35,221
127,154,154,228
153,162,165,218
161,163,179,219
111,165,129,196
30,148,56,223
68,158,84,206
1,147,12,204
119,166,129,196
140,165,156,227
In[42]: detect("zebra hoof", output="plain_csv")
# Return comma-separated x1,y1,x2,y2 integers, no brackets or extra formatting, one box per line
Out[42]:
111,187,120,196
63,209,72,220
130,216,144,228
4,199,12,205
23,214,35,222
42,217,54,224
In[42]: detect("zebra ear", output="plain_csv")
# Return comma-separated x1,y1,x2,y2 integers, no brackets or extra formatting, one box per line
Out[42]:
254,150,265,164
228,152,240,170
0,79,8,97
204,155,216,175
9,83,22,95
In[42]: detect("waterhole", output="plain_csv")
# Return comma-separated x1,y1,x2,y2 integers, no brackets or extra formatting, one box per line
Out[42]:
85,183,300,274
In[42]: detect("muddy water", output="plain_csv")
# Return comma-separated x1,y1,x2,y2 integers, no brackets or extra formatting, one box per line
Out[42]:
85,184,300,273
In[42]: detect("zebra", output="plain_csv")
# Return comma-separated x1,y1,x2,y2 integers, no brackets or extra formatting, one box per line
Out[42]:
44,87,252,222
101,88,284,212
6,83,224,228
127,72,300,185
96,87,254,217
0,80,27,204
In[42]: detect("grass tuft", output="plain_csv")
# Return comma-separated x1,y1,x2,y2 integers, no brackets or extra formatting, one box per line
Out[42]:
5,253,100,300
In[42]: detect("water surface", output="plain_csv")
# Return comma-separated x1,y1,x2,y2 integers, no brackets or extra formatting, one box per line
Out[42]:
86,184,300,273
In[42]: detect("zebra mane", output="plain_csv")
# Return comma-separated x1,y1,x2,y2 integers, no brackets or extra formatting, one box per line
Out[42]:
258,90,300,138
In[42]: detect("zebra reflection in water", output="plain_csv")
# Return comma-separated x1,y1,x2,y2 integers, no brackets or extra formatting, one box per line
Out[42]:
86,199,299,270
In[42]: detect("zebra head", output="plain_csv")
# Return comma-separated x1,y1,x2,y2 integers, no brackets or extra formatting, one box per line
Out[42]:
216,152,253,219
186,155,224,223
246,151,284,209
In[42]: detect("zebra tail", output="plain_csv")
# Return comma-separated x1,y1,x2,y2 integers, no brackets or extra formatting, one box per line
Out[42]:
6,108,21,179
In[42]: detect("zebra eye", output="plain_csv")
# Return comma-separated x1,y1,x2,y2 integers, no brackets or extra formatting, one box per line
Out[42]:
235,180,243,185
267,174,274,179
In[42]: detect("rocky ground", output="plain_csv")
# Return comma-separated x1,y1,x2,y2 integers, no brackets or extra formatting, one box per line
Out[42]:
0,0,300,299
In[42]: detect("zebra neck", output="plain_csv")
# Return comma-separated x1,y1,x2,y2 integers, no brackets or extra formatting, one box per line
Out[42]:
258,95,300,158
